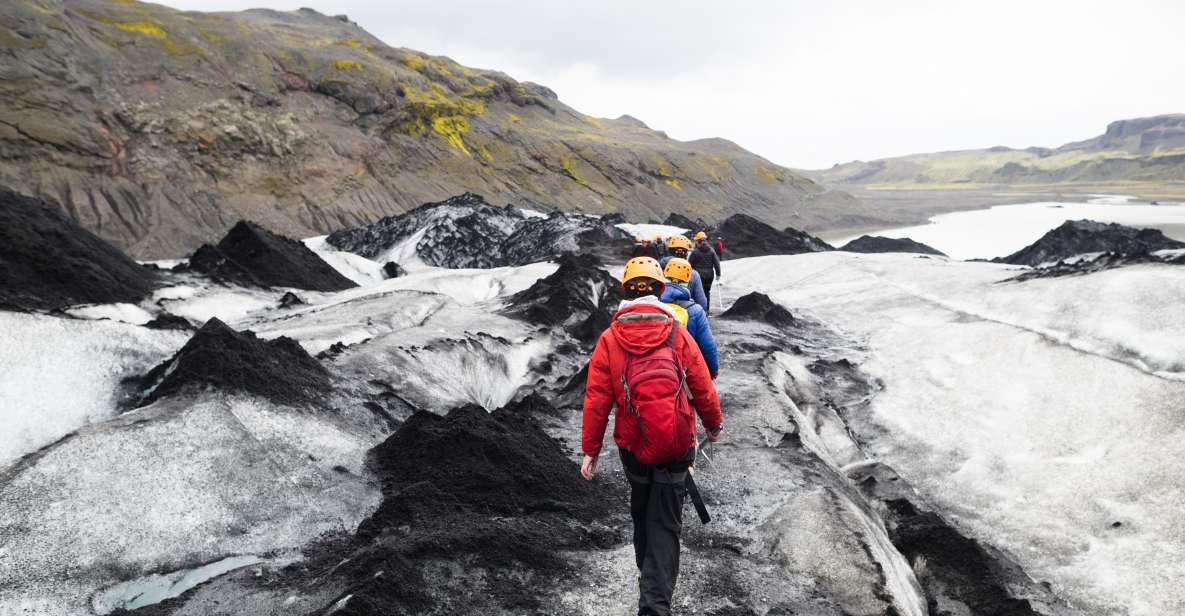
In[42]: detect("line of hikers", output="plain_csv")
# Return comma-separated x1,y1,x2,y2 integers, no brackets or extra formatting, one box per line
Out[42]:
631,231,723,311
581,231,726,616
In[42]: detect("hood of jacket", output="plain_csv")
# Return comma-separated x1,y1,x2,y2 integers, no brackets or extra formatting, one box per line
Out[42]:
610,296,676,355
660,283,691,304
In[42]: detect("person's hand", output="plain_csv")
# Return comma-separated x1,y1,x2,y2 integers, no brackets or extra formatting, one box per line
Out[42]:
580,454,599,481
706,427,722,443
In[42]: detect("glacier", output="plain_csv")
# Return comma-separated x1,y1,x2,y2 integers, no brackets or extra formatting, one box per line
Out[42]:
726,251,1185,615
3,201,1183,614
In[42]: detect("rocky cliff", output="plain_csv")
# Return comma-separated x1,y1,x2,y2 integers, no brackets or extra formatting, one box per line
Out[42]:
0,0,866,259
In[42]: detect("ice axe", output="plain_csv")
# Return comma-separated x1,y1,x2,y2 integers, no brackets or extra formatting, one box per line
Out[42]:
686,468,710,524
687,436,715,524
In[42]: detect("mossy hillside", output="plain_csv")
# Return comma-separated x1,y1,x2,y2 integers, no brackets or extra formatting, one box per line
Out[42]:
0,0,863,258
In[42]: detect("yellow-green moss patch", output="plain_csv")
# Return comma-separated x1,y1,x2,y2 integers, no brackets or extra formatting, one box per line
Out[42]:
331,59,363,72
114,20,166,38
756,163,785,183
432,115,471,154
562,157,592,189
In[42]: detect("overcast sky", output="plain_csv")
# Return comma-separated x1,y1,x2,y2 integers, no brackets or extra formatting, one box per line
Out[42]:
157,0,1185,169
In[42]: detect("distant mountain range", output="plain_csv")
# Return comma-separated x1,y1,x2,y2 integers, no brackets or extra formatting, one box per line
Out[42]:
813,114,1185,191
0,0,870,258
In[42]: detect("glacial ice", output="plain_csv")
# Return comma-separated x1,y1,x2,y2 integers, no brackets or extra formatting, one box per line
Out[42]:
615,222,691,240
0,395,380,612
725,251,1185,615
0,312,187,465
64,302,156,325
836,199,1185,259
302,236,387,286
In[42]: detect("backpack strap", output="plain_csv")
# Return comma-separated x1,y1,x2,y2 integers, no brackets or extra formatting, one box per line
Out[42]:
664,323,695,403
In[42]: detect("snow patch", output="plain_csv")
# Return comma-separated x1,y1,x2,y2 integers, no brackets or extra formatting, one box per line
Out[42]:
159,288,276,325
65,302,155,325
303,236,386,286
375,226,430,271
615,222,690,240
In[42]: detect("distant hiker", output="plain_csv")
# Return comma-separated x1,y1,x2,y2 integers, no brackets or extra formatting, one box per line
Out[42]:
689,232,722,311
659,235,708,312
646,237,664,261
662,258,719,379
631,236,648,258
581,256,723,616
715,236,725,260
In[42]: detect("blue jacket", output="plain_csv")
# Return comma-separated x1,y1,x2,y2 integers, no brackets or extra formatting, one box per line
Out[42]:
660,256,709,312
661,283,719,377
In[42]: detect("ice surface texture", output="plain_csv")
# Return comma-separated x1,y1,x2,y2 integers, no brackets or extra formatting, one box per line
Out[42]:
727,252,1185,615
0,312,186,465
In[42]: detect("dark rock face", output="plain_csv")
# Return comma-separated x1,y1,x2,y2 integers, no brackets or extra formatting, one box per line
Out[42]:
326,193,520,268
885,499,1042,616
187,221,357,291
663,212,709,232
720,292,797,328
278,291,306,308
328,193,627,269
501,253,624,344
142,313,193,331
139,318,329,407
381,262,405,279
840,235,946,256
501,210,624,266
715,214,833,259
364,404,614,529
312,403,623,613
995,219,1185,266
1006,249,1185,282
0,188,156,312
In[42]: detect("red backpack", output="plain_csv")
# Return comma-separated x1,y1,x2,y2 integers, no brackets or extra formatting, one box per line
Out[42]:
610,325,695,464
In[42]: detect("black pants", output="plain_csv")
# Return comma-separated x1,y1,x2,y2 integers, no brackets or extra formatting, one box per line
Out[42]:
697,271,715,312
620,448,694,616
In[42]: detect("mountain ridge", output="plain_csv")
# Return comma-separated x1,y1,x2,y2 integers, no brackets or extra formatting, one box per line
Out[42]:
0,0,870,259
813,114,1185,190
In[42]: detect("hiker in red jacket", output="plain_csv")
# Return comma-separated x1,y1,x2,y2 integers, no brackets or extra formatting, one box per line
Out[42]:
581,256,723,616
714,236,725,259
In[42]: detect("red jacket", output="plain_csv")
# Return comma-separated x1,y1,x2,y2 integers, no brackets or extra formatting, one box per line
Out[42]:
581,298,723,458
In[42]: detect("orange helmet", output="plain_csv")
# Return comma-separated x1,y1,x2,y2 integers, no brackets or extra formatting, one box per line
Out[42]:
666,235,692,251
622,257,665,290
694,231,708,241
663,258,693,283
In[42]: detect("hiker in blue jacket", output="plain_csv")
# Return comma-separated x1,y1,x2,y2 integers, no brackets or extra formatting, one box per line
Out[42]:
662,258,719,378
660,235,709,313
